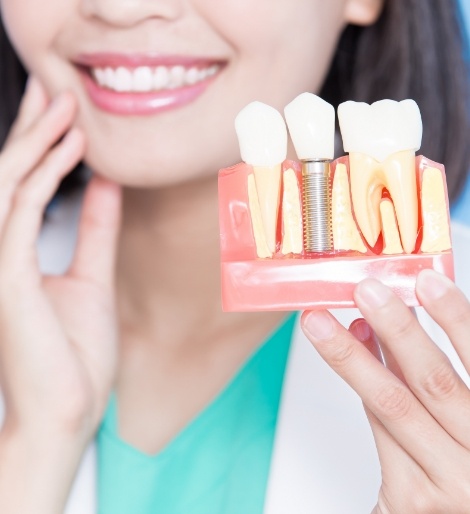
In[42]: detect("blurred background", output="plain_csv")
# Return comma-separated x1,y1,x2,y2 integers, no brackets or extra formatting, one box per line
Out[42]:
450,0,470,222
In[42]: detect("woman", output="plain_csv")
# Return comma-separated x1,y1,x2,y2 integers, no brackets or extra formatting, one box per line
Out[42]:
0,0,469,512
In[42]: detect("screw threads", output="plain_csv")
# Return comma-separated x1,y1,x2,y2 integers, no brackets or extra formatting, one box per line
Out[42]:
302,161,333,253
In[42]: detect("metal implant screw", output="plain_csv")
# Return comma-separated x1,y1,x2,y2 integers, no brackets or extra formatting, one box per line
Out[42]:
301,160,333,253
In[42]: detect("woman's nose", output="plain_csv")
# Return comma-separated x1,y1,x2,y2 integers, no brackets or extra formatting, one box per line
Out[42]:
80,0,183,27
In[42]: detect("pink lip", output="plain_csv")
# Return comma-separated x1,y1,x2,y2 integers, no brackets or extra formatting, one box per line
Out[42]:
75,53,224,116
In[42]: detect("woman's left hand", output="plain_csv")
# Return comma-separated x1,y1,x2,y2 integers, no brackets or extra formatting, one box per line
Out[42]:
301,269,470,514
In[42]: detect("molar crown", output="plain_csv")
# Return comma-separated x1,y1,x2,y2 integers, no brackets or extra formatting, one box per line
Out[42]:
338,99,423,162
235,101,287,167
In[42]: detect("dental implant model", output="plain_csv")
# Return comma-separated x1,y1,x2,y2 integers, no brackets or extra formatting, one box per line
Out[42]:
284,93,335,253
218,96,454,311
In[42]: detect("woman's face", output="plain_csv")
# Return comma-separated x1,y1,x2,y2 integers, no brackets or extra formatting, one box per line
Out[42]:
0,0,380,187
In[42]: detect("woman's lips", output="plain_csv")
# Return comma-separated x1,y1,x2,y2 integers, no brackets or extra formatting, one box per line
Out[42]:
75,53,225,116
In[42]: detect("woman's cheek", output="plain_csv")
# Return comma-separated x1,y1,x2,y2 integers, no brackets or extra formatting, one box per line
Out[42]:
1,1,60,77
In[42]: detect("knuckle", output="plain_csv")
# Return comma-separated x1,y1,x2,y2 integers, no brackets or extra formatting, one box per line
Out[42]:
327,340,357,370
449,302,470,327
388,315,416,341
419,360,459,400
373,383,413,421
14,183,42,211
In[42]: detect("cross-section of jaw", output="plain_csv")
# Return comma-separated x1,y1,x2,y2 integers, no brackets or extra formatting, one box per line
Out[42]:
339,100,423,254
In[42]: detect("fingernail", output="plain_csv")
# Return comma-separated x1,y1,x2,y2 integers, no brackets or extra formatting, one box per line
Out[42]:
303,311,335,340
355,279,393,308
350,319,371,342
416,269,452,300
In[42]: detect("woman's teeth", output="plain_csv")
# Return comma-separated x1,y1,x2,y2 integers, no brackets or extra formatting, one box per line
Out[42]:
91,64,220,92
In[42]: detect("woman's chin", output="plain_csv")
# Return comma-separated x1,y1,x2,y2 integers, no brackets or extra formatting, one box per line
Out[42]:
82,150,223,189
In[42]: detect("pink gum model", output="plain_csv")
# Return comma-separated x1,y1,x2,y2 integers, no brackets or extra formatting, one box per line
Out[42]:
218,156,454,312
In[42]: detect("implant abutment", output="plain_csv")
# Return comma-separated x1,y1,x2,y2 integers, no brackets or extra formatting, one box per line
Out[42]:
301,159,334,253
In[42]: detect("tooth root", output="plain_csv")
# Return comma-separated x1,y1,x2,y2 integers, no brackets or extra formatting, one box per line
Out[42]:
420,167,451,253
380,199,404,254
253,165,281,254
281,168,303,254
350,151,418,254
349,153,383,248
247,174,272,258
382,150,418,254
332,163,367,253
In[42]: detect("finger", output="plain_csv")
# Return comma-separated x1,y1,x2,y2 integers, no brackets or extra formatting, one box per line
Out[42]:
0,128,85,277
349,320,423,478
6,76,49,142
349,318,382,359
349,317,405,382
0,92,77,235
416,269,470,372
354,279,470,449
301,310,461,479
380,308,418,384
68,176,122,289
363,404,425,485
0,91,76,190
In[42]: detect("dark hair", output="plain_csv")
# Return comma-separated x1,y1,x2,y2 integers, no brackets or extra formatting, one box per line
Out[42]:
1,0,469,201
320,0,470,202
0,19,85,195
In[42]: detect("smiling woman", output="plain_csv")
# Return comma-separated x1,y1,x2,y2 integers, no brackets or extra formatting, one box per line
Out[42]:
0,1,469,514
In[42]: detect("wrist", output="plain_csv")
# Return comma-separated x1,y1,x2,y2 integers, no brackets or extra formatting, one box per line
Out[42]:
0,423,89,514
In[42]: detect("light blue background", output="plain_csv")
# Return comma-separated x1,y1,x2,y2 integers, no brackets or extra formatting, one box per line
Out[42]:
450,0,470,223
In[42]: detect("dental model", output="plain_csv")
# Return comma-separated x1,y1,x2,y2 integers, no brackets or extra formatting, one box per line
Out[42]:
235,102,287,256
218,96,454,311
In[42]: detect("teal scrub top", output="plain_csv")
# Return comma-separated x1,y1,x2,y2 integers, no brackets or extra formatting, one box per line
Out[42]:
97,314,296,514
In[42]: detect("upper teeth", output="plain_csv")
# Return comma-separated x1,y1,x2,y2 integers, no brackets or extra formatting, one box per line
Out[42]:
338,100,423,253
91,64,220,93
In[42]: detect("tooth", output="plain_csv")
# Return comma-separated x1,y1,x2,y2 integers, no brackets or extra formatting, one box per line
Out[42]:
284,92,335,253
133,66,153,92
104,67,115,89
420,167,451,252
380,198,404,254
338,99,422,253
93,68,106,87
281,168,303,254
331,163,367,253
168,65,186,89
207,65,218,77
235,101,287,255
114,67,133,92
347,150,418,253
154,66,170,90
198,68,208,81
185,67,199,85
284,92,335,161
247,174,272,258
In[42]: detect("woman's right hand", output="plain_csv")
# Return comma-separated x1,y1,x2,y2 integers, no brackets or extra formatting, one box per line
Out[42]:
0,77,122,512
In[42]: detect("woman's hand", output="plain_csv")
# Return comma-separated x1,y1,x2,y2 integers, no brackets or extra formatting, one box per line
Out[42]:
301,270,470,514
0,77,121,512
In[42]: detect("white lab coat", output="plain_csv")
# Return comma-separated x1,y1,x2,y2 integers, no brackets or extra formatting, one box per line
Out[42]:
2,192,470,514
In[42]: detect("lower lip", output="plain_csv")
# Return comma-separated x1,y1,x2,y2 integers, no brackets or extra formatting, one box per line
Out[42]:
80,68,216,116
